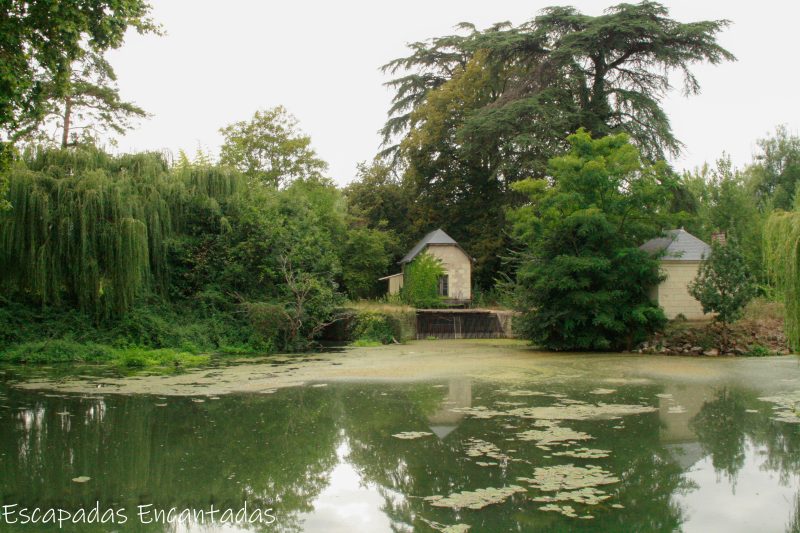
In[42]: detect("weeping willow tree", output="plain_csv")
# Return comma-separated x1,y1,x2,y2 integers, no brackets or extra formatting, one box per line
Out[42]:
0,146,249,319
0,147,175,318
764,209,800,350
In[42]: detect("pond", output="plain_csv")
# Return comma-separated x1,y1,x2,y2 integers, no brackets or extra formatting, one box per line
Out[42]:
2,340,800,532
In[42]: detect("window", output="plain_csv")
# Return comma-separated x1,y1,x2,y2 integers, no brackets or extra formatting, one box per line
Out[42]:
438,275,449,297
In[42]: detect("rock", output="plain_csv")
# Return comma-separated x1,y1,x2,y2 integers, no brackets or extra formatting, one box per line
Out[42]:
703,348,719,357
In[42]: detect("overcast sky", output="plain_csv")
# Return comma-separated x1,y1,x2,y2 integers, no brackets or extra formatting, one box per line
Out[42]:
108,0,800,185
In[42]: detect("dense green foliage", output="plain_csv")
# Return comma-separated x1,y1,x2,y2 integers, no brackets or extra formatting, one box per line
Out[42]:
400,253,445,308
219,106,328,188
679,158,764,282
350,312,398,345
750,126,800,211
764,208,800,351
0,0,158,207
510,131,670,350
346,1,733,287
0,143,397,361
342,226,398,299
688,240,756,349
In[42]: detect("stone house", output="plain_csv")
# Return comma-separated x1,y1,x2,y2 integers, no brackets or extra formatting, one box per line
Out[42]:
640,228,712,320
379,229,473,303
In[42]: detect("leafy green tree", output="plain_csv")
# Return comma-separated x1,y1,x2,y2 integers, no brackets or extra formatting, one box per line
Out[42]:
0,0,159,207
747,125,800,211
344,161,413,250
0,0,157,137
22,52,149,148
341,226,397,299
680,157,764,281
510,130,672,350
379,2,733,287
688,240,756,351
219,106,328,188
401,252,445,308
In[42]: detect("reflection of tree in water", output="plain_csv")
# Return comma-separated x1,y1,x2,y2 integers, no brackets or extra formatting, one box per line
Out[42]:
339,381,688,532
690,387,800,486
0,387,342,532
689,387,749,482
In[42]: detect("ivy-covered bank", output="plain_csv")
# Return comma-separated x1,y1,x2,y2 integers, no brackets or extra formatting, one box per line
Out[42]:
0,146,398,365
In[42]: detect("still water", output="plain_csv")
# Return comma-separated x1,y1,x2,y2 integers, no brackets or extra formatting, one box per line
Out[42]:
2,352,800,532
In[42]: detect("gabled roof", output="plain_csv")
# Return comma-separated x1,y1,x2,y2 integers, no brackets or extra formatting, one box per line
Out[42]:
399,228,462,264
639,229,711,261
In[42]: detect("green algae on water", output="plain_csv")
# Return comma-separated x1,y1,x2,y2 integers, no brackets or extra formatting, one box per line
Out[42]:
392,431,433,439
518,464,620,492
424,485,526,510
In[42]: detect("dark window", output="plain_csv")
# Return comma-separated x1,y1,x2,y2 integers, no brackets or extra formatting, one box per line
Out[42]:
438,275,449,297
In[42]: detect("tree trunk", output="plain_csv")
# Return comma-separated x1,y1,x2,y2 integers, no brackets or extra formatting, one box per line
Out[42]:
61,96,72,148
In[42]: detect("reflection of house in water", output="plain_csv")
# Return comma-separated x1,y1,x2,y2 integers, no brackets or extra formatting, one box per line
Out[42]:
658,383,717,469
427,379,472,440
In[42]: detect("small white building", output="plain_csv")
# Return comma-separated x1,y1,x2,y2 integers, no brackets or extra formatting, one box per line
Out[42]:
640,229,712,320
379,228,473,303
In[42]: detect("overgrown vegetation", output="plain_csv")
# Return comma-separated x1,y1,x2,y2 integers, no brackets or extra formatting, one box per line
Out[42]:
400,253,445,308
0,142,395,363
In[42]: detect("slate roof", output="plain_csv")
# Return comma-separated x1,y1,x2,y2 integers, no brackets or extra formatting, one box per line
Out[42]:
399,228,461,264
639,229,711,261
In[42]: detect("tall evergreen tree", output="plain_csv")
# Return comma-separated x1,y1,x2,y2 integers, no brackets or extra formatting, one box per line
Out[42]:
375,1,733,287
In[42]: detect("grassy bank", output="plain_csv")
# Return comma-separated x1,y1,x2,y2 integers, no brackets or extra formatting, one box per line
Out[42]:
0,297,269,368
1,340,210,368
0,298,418,367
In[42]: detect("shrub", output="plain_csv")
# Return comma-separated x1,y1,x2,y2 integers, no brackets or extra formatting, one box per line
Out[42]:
351,312,396,344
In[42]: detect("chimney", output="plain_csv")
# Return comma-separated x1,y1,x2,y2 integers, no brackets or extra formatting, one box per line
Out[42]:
711,231,727,245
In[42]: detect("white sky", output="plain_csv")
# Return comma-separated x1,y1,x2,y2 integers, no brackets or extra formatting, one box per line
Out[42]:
108,0,800,185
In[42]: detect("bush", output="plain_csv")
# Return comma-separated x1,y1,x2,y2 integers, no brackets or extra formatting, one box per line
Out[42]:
351,312,397,344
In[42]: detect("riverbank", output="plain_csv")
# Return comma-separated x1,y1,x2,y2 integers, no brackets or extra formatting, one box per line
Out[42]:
7,338,798,397
638,299,791,356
